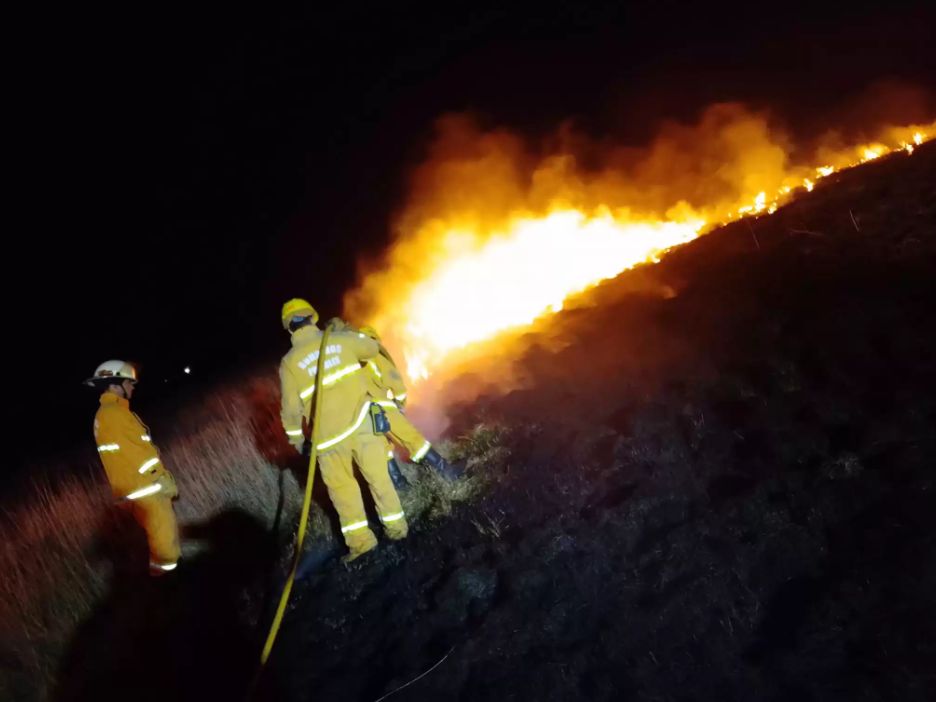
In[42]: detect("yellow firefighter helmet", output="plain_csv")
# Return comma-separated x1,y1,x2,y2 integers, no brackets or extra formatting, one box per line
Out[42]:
281,298,319,330
359,325,380,341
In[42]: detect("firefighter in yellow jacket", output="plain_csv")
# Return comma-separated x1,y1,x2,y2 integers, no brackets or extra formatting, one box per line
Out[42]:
86,360,180,575
279,299,408,561
356,325,463,483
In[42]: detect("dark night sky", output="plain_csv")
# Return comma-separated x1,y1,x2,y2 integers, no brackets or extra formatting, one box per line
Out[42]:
7,1,935,471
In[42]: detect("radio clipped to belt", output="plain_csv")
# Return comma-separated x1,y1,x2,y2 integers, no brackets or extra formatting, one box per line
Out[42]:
370,403,390,434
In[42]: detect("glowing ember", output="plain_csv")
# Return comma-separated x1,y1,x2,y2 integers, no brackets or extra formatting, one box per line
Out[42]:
345,113,934,384
754,192,767,213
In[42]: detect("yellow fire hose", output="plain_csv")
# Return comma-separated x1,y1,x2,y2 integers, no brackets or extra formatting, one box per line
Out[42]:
249,323,333,695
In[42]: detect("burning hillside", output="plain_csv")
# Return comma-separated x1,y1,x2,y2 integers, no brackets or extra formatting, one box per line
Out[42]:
344,105,933,387
265,127,936,702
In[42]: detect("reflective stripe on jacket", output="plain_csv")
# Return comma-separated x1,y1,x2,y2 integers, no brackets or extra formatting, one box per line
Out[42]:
94,393,173,500
279,325,379,450
363,343,408,403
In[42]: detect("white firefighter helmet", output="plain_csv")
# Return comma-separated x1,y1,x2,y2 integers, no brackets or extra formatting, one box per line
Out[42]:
84,360,138,387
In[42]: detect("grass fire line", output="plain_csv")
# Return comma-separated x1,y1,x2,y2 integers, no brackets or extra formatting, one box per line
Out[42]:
345,110,933,388
1,111,933,701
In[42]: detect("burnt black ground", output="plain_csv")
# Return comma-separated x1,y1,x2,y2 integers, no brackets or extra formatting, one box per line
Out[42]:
55,144,935,702
265,145,936,701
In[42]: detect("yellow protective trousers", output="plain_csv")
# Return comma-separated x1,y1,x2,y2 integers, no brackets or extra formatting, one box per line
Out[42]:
125,493,181,570
383,405,432,462
317,427,408,558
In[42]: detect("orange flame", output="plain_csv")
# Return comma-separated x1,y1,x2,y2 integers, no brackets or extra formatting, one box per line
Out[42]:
344,107,934,386
398,211,703,379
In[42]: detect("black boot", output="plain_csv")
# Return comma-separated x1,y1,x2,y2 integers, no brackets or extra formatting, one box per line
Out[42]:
388,458,409,489
420,448,465,481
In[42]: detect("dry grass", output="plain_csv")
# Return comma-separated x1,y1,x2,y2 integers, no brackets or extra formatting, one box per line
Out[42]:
0,376,508,701
0,471,111,699
398,423,510,524
0,379,302,700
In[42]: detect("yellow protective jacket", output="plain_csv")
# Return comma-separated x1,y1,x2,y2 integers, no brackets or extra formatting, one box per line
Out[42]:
360,341,431,460
94,393,174,501
363,343,408,405
279,325,380,451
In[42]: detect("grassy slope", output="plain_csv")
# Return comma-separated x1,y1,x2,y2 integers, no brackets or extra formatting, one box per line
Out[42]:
266,143,936,701
0,385,306,700
4,143,934,701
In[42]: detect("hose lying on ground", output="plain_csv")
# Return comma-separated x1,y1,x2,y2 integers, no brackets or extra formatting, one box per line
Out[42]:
250,322,333,694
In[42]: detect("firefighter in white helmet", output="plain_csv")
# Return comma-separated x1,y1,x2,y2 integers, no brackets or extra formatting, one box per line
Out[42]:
86,360,180,575
279,299,408,562
357,325,463,482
